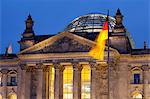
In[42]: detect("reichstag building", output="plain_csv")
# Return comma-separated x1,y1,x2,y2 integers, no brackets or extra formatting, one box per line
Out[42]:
0,9,150,99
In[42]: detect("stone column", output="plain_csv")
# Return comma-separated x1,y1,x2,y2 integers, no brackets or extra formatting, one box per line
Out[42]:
17,66,22,99
1,69,8,99
127,65,132,99
54,63,64,99
90,62,97,99
42,65,49,99
142,65,149,99
109,61,119,99
20,64,26,99
73,63,82,99
36,63,43,99
25,66,34,99
117,63,128,99
99,64,108,99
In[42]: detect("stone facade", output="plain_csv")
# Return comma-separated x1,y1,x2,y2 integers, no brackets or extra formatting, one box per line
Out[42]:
0,9,150,99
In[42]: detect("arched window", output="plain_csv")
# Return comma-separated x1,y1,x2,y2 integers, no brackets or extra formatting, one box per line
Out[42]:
81,64,91,99
7,71,17,86
131,67,142,84
134,74,140,84
8,93,17,99
133,92,142,99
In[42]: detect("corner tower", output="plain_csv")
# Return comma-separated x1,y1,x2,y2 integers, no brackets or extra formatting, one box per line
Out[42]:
18,14,35,51
113,8,126,33
110,9,134,53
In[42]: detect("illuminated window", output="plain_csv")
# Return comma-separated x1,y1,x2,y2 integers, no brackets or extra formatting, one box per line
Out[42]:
134,74,140,84
46,66,55,99
131,67,142,84
7,71,17,86
0,94,2,99
48,66,54,99
133,92,142,99
63,66,73,99
10,77,17,86
81,65,91,99
8,93,17,99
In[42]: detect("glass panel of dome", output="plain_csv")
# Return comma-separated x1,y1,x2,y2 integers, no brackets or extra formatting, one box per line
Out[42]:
65,13,115,33
63,66,73,99
81,65,91,99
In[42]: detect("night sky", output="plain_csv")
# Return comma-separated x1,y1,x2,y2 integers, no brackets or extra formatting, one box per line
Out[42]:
1,0,149,54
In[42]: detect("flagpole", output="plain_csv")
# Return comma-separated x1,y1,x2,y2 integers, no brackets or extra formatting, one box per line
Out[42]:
107,10,110,99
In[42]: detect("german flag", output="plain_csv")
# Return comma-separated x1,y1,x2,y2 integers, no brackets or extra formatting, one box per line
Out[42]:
89,17,108,60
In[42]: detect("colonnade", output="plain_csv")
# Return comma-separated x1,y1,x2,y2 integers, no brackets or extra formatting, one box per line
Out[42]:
18,61,108,99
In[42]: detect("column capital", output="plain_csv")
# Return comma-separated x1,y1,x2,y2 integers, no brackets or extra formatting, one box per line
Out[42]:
36,63,43,69
72,62,83,71
20,63,26,70
54,63,64,99
54,63,65,72
89,62,97,70
142,65,149,71
26,66,36,72
42,65,50,72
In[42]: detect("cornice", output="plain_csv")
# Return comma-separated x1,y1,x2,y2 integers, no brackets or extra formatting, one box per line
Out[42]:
17,51,118,60
120,54,150,60
0,59,20,65
119,54,150,65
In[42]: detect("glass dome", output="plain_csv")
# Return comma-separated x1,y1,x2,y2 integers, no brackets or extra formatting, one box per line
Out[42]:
65,13,116,33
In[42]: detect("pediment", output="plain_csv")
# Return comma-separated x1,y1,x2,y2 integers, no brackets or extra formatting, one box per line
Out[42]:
28,36,91,53
19,32,95,54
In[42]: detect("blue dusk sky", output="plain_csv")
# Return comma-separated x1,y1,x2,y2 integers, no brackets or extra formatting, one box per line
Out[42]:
0,0,150,54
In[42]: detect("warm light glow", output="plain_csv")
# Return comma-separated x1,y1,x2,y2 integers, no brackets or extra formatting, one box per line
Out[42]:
133,92,142,99
0,94,2,99
0,76,2,85
63,66,73,99
8,93,17,99
81,65,91,99
49,67,54,99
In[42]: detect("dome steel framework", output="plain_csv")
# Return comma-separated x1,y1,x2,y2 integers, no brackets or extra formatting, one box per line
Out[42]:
65,13,116,33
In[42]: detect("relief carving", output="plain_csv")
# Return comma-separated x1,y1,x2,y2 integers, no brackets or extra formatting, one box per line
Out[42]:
26,66,35,72
27,37,91,53
72,63,83,71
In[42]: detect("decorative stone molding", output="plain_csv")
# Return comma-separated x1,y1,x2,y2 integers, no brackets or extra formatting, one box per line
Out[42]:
36,63,43,69
130,66,142,72
33,37,91,53
42,65,50,72
0,59,20,65
89,62,97,70
1,69,8,74
100,66,108,79
72,62,83,71
26,66,35,72
19,31,95,54
20,64,26,70
54,63,65,72
142,65,149,71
